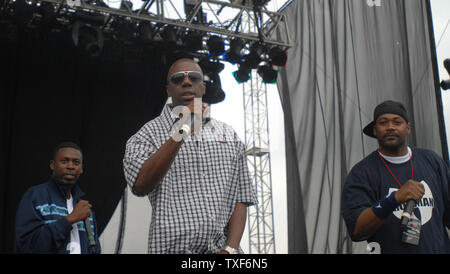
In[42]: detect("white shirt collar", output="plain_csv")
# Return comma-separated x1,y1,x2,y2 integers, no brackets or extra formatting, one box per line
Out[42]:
379,146,411,164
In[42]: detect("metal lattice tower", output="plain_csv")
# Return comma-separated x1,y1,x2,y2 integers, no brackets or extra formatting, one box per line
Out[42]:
243,69,276,254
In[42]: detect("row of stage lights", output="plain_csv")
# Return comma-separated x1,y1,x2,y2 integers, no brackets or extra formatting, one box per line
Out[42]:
187,33,288,84
1,0,288,86
108,0,288,84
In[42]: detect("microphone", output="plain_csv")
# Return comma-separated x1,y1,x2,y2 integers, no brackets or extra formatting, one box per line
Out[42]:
400,200,416,227
84,211,96,254
401,200,421,246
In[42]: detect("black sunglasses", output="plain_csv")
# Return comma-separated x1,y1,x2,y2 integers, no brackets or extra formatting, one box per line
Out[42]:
169,71,203,85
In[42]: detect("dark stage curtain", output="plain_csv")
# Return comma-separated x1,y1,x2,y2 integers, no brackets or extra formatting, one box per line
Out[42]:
0,19,172,253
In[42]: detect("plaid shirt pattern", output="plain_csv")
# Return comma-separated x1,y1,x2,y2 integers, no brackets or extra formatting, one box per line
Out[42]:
123,103,257,254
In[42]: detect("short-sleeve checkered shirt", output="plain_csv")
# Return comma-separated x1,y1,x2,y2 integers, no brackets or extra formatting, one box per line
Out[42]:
123,103,257,254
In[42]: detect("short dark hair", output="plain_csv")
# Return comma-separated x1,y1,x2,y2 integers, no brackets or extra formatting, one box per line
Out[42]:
53,141,83,160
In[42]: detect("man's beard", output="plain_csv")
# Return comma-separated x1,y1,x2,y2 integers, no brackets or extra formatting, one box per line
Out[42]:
377,136,407,154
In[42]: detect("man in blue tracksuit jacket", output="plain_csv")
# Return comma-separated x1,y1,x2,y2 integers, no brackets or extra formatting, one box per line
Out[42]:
15,142,101,254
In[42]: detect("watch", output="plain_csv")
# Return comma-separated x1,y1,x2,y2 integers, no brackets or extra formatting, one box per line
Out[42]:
223,245,238,254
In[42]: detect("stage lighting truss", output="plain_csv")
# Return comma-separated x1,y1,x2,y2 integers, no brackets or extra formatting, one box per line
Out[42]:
1,0,291,81
0,0,292,48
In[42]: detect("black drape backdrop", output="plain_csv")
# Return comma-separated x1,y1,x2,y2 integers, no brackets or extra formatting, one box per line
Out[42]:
0,20,175,253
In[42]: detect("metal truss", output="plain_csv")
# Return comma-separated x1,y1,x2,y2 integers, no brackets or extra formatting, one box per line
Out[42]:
243,69,276,254
4,0,293,48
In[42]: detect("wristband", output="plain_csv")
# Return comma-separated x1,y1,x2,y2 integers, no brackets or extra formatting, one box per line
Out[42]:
371,191,400,219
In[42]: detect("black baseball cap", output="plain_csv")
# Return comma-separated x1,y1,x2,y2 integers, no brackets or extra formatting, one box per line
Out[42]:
363,100,409,138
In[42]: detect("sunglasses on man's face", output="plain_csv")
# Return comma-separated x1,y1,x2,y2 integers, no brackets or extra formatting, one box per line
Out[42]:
169,71,204,85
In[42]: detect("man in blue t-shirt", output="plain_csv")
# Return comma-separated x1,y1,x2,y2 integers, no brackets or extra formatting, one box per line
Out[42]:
341,100,450,253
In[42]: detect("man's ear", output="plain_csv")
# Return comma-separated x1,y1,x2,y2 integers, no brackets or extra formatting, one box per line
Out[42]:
50,160,55,171
166,85,172,98
200,82,206,96
407,122,411,135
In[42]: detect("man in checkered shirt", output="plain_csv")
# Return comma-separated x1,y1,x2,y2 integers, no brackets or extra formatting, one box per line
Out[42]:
123,58,257,254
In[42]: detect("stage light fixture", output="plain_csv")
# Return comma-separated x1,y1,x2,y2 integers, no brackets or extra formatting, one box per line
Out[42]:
137,22,154,42
161,25,178,45
114,21,135,41
243,42,264,69
199,58,224,74
184,31,203,51
441,59,450,90
72,21,104,57
269,46,287,66
207,35,225,56
74,10,106,26
12,0,34,23
251,0,271,7
232,63,251,84
203,72,225,104
37,2,55,23
257,64,278,84
242,53,261,69
225,38,244,64
442,81,450,90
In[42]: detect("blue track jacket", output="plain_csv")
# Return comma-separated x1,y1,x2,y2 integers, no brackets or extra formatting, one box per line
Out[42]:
15,178,101,254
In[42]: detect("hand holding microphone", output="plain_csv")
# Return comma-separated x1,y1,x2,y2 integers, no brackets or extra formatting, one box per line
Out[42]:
66,200,96,253
172,99,209,142
395,180,425,246
394,180,424,226
66,200,92,224
394,180,425,205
